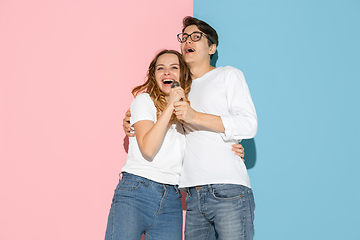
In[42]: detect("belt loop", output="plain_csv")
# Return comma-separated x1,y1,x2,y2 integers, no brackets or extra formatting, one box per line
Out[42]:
187,188,191,197
118,172,123,180
174,185,180,194
144,179,149,187
208,184,214,194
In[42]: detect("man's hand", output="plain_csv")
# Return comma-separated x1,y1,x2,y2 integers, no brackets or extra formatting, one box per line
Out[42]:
232,143,245,162
123,109,135,137
173,101,197,124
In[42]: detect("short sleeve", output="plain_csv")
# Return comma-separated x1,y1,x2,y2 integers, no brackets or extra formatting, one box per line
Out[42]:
130,93,157,126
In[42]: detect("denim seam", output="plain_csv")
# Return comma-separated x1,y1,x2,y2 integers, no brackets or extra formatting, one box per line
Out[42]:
242,189,246,240
249,189,255,224
155,186,168,216
197,191,210,221
143,189,165,237
109,201,115,240
206,222,212,240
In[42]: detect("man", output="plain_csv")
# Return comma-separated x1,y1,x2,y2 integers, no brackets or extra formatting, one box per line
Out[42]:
124,16,257,240
173,16,257,240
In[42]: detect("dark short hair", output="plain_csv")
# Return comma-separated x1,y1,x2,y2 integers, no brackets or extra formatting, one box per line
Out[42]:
182,16,219,47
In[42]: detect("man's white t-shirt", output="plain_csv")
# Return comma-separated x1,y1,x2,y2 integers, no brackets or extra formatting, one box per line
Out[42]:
179,66,258,188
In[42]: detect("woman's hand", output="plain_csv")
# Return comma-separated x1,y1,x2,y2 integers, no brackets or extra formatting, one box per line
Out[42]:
168,85,185,106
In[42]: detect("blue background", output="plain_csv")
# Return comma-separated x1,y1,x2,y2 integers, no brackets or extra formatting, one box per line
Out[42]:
194,0,360,239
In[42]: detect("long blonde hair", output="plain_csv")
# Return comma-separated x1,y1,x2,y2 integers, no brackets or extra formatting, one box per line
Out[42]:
132,50,192,123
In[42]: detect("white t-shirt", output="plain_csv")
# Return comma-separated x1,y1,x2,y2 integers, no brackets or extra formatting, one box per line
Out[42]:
179,66,258,188
122,93,186,185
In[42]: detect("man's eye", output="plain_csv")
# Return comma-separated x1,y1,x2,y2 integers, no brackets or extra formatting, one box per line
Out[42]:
194,34,201,39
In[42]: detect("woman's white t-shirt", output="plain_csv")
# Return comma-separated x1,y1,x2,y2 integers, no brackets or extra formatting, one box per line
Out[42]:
122,93,186,185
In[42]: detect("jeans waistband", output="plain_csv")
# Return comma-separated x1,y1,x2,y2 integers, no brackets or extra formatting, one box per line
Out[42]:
187,184,252,195
188,185,211,192
121,172,179,192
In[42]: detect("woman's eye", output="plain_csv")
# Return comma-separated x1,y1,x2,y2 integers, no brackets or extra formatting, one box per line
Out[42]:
172,66,179,70
156,67,163,71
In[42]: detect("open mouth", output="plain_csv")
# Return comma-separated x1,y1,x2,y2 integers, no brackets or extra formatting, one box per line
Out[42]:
162,80,173,85
185,47,195,53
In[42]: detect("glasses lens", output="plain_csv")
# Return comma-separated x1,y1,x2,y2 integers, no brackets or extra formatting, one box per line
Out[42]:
191,32,202,42
183,34,189,42
180,33,189,42
177,32,205,43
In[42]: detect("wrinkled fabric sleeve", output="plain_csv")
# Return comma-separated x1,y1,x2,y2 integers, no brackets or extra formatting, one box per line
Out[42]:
219,68,258,141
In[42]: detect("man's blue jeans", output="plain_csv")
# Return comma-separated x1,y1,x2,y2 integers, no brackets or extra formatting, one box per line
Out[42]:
104,172,183,240
185,184,255,240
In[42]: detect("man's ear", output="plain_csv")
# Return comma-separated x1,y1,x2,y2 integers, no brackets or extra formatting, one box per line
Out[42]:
209,44,217,55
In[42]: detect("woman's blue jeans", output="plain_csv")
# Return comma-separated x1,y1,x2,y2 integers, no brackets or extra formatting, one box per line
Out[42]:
104,172,183,240
185,184,255,240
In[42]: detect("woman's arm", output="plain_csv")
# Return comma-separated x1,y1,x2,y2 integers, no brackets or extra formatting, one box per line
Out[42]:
134,88,185,160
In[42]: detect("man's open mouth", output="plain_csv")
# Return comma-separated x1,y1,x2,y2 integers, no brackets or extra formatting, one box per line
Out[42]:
185,48,195,53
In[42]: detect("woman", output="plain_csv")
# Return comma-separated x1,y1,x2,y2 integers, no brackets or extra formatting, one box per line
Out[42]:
105,50,190,240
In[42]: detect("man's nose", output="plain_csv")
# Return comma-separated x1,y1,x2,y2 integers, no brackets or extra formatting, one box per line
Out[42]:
186,36,193,43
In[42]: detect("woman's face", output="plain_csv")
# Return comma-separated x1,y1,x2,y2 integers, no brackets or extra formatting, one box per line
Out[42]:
155,53,181,96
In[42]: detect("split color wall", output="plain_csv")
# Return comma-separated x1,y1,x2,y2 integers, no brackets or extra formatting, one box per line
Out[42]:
1,0,359,240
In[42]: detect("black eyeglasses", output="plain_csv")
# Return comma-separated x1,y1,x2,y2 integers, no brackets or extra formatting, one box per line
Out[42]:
177,31,214,44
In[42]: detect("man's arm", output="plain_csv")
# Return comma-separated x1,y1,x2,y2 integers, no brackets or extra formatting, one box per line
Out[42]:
232,143,245,160
125,105,245,159
174,68,257,140
123,109,135,137
173,102,225,132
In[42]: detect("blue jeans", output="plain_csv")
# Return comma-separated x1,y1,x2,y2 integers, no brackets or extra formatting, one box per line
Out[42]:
185,184,255,240
104,172,183,240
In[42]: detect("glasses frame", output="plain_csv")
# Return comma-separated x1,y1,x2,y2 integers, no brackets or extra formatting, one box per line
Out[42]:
177,31,214,44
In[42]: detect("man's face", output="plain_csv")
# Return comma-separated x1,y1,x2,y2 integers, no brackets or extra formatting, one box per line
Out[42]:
180,25,216,66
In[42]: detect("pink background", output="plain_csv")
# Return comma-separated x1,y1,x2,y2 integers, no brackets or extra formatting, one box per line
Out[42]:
0,0,192,239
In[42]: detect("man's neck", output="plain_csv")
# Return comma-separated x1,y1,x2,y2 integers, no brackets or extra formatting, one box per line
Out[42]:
189,62,215,80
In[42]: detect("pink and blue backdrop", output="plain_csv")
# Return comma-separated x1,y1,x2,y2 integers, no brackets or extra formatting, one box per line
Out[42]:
1,1,359,240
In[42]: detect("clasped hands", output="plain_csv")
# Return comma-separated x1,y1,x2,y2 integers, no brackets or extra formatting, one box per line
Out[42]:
173,99,197,124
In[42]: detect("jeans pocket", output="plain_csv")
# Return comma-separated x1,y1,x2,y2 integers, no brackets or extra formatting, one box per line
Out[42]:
211,184,243,200
118,179,141,191
112,179,141,203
